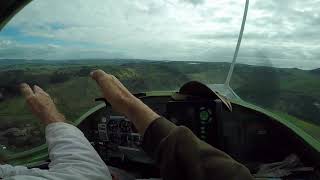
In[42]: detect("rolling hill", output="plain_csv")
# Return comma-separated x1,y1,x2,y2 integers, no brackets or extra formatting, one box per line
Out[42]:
0,59,319,151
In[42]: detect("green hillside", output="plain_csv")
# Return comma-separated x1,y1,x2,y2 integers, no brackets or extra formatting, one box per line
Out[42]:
0,59,319,151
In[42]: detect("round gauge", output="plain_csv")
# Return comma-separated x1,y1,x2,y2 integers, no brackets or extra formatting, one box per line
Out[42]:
107,119,119,132
119,120,131,133
101,117,107,123
199,110,209,121
199,107,212,122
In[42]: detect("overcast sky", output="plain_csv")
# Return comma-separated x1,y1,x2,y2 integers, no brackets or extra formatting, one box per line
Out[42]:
0,0,319,69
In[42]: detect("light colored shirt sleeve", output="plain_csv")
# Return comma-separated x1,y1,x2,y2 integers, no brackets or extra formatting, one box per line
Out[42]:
0,122,112,180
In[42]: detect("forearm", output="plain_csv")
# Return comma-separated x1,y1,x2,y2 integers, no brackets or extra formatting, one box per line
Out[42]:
0,164,42,178
45,122,111,179
123,96,160,135
0,123,112,180
90,69,160,135
46,122,97,165
142,118,254,180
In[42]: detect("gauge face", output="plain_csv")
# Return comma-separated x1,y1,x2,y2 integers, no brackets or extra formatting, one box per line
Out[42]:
101,117,107,123
107,119,119,132
199,107,213,124
119,120,131,133
199,110,210,121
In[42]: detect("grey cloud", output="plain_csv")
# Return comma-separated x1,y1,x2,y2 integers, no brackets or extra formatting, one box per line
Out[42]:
190,31,274,40
0,45,52,59
0,39,125,59
180,0,205,5
1,0,319,69
191,33,238,40
250,0,320,39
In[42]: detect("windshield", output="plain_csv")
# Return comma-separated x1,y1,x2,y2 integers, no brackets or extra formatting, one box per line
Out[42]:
230,0,320,142
0,0,319,152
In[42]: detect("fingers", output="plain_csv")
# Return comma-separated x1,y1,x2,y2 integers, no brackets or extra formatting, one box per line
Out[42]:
20,83,50,101
20,83,34,98
33,85,50,96
90,69,129,92
90,69,103,80
33,85,42,93
90,69,112,88
90,69,107,81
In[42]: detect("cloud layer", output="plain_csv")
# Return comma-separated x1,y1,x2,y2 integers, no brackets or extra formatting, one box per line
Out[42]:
0,0,319,69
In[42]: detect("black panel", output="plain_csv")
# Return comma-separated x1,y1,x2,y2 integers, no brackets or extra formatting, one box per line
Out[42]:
76,96,320,179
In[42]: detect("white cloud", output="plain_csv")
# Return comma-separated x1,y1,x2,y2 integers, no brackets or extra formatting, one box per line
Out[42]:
1,0,320,69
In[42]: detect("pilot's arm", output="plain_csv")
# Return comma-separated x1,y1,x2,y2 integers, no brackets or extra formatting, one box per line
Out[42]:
91,69,254,180
0,84,112,180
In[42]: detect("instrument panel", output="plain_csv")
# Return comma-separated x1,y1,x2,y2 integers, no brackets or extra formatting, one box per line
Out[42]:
77,95,320,179
78,96,222,165
98,116,141,146
166,99,222,146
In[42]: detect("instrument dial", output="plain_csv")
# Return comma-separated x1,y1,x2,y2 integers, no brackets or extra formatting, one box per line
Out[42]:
107,119,119,132
119,120,131,133
199,107,212,123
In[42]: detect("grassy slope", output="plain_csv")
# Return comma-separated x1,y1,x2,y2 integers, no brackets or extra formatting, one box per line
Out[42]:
277,112,320,140
0,60,319,152
228,65,320,125
1,61,319,125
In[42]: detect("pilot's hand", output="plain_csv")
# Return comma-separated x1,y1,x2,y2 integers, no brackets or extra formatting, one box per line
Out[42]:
90,70,160,135
20,83,66,125
90,70,137,115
